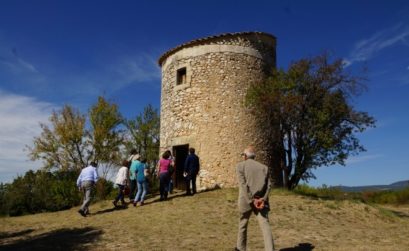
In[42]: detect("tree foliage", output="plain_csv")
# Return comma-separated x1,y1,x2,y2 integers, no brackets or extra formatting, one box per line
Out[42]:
28,105,87,171
246,54,376,190
88,96,124,179
124,104,160,166
6,99,159,216
27,96,124,180
0,170,114,216
0,170,81,216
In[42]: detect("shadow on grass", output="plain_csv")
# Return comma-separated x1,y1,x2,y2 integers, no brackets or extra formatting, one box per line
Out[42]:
280,242,315,251
145,186,222,205
95,186,223,213
93,203,129,215
0,227,102,250
0,229,34,240
139,191,187,205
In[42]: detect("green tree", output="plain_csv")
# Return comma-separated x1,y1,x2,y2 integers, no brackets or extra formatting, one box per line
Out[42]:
0,183,9,216
88,96,124,180
125,104,160,166
27,96,124,181
27,105,87,171
246,54,375,190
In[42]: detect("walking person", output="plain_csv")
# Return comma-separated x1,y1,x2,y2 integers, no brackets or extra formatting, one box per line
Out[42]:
166,150,175,194
113,160,130,207
129,150,141,201
184,147,200,196
156,151,172,201
76,161,99,217
235,146,274,251
133,158,149,206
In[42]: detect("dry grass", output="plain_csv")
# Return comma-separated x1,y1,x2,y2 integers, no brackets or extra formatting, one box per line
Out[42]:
1,188,409,251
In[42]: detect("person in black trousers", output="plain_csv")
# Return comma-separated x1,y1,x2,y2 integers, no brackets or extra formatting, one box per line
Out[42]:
184,148,200,196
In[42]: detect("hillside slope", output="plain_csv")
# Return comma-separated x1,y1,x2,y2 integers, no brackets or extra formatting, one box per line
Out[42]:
336,180,409,192
1,189,409,251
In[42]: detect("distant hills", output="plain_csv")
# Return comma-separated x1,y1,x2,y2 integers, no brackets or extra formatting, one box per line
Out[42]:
334,180,409,192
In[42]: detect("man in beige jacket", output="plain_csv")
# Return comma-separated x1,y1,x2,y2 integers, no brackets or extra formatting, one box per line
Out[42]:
235,146,274,251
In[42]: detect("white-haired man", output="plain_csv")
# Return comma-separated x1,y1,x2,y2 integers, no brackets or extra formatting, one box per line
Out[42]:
235,146,274,251
77,161,99,217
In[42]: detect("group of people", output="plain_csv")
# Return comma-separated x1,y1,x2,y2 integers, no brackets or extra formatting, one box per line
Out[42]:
114,149,160,207
75,150,151,216
77,147,201,212
113,150,149,207
156,147,200,200
76,145,274,251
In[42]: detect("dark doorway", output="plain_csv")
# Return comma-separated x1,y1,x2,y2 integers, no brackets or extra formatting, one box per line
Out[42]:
172,144,189,190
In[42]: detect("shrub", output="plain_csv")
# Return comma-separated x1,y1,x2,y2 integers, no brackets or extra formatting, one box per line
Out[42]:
362,188,409,205
95,178,115,201
1,169,82,216
397,188,409,204
293,184,319,198
294,184,345,200
294,184,409,206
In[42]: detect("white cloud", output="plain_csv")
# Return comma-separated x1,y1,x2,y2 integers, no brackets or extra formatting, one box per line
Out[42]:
345,23,409,66
0,91,57,183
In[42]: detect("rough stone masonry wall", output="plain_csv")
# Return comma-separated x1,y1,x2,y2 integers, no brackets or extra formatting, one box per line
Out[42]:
160,34,276,189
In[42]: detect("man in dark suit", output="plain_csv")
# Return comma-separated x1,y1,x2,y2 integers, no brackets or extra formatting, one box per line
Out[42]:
235,145,274,251
184,147,200,195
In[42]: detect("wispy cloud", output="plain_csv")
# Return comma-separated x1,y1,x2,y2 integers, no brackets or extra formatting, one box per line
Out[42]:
104,53,160,90
0,47,39,74
344,23,409,66
52,53,161,101
0,42,47,95
0,91,57,183
1,43,160,100
346,154,383,165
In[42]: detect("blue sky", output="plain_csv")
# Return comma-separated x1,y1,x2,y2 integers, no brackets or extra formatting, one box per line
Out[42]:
0,0,408,186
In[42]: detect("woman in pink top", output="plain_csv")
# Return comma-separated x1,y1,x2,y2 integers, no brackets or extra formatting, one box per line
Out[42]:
156,151,173,200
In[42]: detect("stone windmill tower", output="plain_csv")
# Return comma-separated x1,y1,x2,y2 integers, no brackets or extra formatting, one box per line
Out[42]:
158,32,276,190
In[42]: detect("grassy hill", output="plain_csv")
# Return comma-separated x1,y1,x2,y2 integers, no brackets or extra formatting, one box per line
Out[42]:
1,188,409,251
